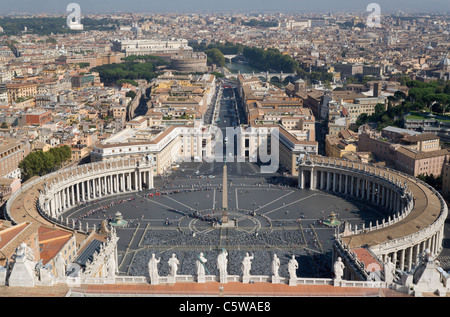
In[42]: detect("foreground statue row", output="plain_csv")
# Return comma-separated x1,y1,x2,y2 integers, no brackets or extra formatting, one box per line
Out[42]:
2,233,449,296
147,249,346,286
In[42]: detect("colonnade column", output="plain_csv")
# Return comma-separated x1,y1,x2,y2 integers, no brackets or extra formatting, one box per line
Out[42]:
311,169,316,190
148,170,154,189
356,178,360,198
399,249,405,271
371,182,376,203
82,181,86,201
327,172,331,191
62,188,66,210
344,174,349,194
71,185,75,207
350,176,354,196
299,170,304,189
320,171,324,190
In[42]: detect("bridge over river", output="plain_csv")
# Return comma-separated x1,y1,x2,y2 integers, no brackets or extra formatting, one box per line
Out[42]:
225,71,297,82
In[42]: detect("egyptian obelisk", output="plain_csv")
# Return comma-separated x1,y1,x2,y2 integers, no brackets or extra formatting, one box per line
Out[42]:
222,160,229,224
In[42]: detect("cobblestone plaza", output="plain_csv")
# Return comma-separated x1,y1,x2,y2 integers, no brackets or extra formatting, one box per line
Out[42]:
65,161,385,279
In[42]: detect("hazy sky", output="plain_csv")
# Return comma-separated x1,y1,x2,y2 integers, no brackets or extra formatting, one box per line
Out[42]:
0,0,448,14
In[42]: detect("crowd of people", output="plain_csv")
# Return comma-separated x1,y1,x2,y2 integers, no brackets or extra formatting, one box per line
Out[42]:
189,210,221,225
77,197,135,220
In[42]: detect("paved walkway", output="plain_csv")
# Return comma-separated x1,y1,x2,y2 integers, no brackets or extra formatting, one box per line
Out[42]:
68,282,410,297
0,284,70,297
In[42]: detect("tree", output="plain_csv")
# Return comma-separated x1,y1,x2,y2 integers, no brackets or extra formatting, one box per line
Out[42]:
41,151,55,172
375,103,385,114
126,91,137,99
394,91,406,101
242,46,298,73
356,113,369,126
19,146,72,181
19,152,44,180
205,48,225,67
91,57,168,86
444,83,450,95
211,71,224,78
417,174,442,190
353,80,450,130
77,62,90,68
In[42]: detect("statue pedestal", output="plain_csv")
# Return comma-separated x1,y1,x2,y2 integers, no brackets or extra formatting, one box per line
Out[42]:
413,261,447,297
217,221,235,228
38,268,55,286
56,277,67,284
197,275,206,283
242,276,250,284
289,278,297,286
167,276,176,284
333,278,343,287
150,277,159,285
272,276,281,284
220,275,228,284
8,256,36,287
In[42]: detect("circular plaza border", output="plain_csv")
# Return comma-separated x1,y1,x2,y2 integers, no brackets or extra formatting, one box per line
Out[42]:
3,156,448,282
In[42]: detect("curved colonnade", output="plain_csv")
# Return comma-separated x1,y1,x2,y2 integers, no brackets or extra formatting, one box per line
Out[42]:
298,155,448,273
3,155,447,284
5,158,155,233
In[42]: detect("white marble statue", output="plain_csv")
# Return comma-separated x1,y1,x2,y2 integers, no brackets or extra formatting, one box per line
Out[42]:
217,248,228,283
423,249,434,263
55,252,66,279
148,253,160,285
241,252,254,277
272,254,281,278
384,257,396,284
106,254,116,278
168,253,180,277
38,263,55,286
196,252,208,277
333,257,345,281
288,255,298,280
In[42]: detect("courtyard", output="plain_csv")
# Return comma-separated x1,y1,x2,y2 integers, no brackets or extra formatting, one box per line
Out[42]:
64,161,386,279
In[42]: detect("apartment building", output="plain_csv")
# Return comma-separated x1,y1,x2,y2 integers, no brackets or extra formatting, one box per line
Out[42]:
325,130,358,158
395,147,450,177
0,137,31,179
441,162,450,198
111,39,191,57
342,97,387,123
358,126,449,177
6,82,38,103
90,123,213,175
149,73,216,120
18,110,53,126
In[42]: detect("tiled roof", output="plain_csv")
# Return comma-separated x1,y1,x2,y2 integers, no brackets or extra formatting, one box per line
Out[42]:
396,147,450,160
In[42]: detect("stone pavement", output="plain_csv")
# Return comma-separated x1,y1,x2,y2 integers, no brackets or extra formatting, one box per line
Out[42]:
68,282,410,297
0,284,70,297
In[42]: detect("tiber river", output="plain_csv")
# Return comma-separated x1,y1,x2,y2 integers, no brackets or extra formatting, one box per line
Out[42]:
225,61,264,74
